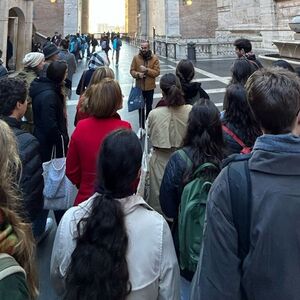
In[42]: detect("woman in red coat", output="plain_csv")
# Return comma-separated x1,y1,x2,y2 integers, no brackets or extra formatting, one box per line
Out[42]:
66,78,131,205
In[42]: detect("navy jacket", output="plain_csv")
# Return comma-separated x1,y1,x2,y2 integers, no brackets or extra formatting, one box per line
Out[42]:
1,116,44,221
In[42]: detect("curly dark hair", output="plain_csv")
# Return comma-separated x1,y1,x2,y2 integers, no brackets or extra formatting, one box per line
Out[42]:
223,83,261,146
182,98,225,183
0,77,27,116
160,73,185,106
64,129,142,300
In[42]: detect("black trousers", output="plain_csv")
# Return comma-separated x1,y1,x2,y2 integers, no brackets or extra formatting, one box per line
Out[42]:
139,89,154,129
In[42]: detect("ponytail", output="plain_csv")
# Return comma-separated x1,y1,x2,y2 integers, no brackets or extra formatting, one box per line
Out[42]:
64,193,131,300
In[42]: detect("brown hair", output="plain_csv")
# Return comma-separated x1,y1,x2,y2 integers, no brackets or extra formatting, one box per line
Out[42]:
81,67,115,112
0,120,38,299
160,73,185,107
246,68,300,134
87,78,123,118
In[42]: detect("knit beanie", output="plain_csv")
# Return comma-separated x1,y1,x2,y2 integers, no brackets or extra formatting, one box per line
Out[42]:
23,52,45,68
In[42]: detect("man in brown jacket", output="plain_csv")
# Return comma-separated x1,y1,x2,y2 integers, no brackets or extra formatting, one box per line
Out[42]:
130,41,160,133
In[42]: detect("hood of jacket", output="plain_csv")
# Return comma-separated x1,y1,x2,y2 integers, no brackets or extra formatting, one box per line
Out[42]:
250,133,300,175
181,81,202,98
29,77,58,99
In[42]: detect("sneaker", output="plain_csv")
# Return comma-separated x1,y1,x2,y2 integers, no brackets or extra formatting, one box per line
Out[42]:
36,218,53,244
136,128,146,139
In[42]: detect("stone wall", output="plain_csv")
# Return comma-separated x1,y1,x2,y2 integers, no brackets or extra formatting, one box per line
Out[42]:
180,0,218,39
64,0,80,36
33,0,64,37
126,0,138,36
148,0,166,37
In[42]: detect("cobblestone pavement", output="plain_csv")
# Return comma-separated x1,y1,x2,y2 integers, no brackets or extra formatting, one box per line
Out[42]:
36,42,234,300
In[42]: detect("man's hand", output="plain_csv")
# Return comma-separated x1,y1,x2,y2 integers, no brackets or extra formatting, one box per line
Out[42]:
140,65,147,72
137,72,145,79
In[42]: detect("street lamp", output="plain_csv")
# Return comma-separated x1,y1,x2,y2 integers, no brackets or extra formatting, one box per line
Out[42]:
184,0,192,5
50,0,56,3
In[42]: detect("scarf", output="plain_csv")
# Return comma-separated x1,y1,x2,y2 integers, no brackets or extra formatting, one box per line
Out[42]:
0,209,18,255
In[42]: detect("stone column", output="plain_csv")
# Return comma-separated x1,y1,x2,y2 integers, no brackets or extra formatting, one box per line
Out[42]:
0,0,9,66
165,0,180,37
64,0,80,36
81,0,89,33
139,0,148,40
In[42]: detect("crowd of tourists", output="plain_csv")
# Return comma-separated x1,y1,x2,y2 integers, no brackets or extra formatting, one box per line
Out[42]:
0,36,300,300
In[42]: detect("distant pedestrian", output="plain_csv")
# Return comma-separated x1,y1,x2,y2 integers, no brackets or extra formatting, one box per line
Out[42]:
75,51,109,96
130,41,160,132
6,36,13,70
0,49,8,78
58,39,77,98
114,33,122,66
234,38,263,69
91,35,99,53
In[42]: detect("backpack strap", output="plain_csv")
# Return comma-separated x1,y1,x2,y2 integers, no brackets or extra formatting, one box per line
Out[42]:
222,124,247,148
178,149,192,168
227,157,252,261
0,253,26,280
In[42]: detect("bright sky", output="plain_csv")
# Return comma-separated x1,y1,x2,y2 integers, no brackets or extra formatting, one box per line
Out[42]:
89,0,125,32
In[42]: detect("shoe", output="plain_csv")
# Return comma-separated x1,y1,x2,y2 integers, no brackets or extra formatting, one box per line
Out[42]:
136,128,146,139
36,218,53,244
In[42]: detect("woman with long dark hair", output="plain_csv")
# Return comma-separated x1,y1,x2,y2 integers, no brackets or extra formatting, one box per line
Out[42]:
230,58,256,86
159,99,225,298
51,129,180,299
222,83,261,155
176,59,209,105
148,73,192,215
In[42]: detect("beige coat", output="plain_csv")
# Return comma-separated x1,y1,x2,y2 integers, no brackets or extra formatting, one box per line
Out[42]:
147,105,192,214
50,193,180,300
130,53,160,91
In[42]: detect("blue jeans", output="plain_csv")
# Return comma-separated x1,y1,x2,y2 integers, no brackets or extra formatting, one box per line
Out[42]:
180,276,191,300
32,209,48,238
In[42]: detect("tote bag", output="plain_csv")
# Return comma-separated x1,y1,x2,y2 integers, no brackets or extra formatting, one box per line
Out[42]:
137,121,151,202
43,136,77,210
128,83,144,112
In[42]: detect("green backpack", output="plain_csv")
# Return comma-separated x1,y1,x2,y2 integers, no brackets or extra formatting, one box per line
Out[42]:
178,149,218,273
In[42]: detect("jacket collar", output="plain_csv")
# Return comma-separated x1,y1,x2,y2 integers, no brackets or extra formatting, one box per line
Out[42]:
0,116,21,129
250,134,300,175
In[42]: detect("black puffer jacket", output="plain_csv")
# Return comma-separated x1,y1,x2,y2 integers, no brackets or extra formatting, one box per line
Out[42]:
181,82,209,105
30,77,69,162
1,116,44,221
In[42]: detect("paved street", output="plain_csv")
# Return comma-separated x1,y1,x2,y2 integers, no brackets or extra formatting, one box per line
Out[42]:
36,42,234,300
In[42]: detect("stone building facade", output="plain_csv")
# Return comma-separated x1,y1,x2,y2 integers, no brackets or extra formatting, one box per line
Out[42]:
33,0,89,37
0,0,33,70
138,0,300,59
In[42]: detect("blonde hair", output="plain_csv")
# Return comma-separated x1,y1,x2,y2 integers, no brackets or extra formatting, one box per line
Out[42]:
86,78,123,118
81,67,115,113
0,120,38,299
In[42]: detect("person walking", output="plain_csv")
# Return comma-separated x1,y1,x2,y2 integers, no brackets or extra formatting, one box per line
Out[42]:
51,129,180,299
190,68,300,300
130,41,160,134
6,36,13,70
115,33,122,66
